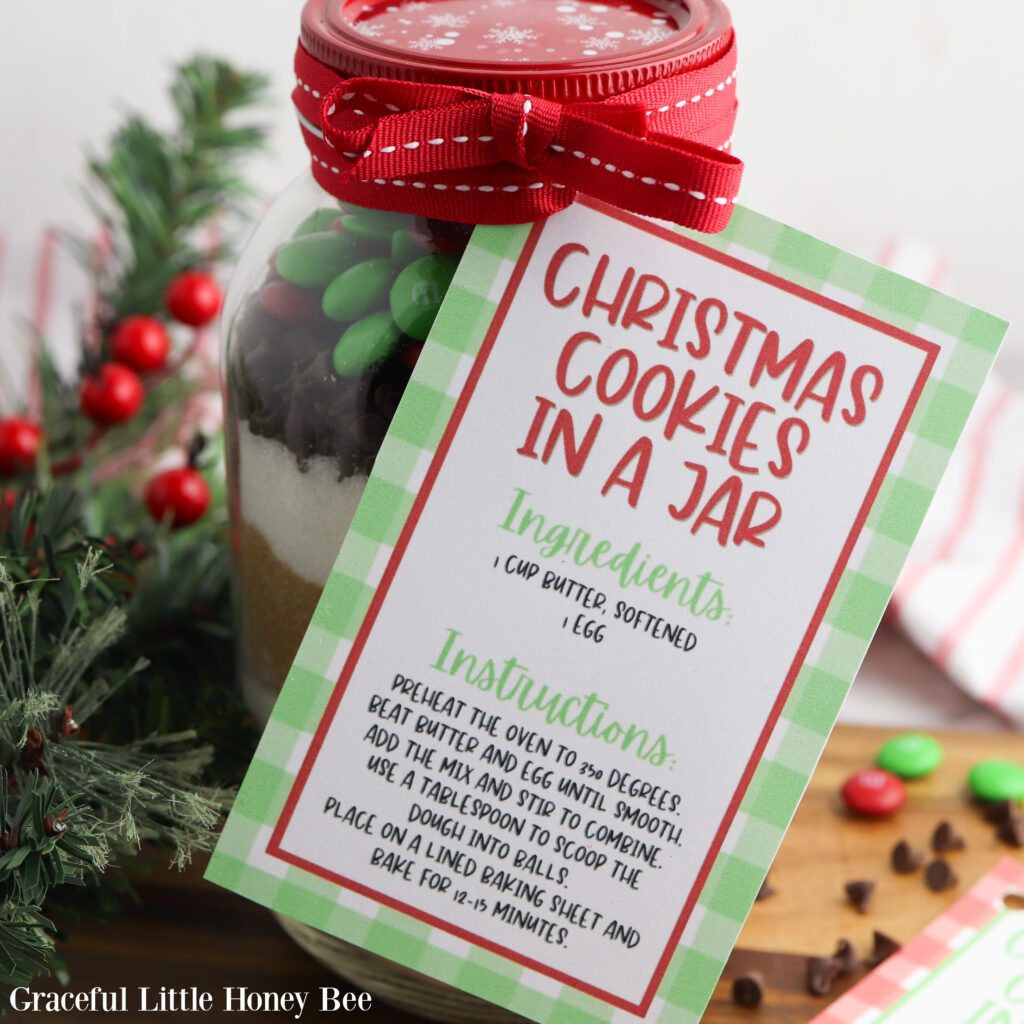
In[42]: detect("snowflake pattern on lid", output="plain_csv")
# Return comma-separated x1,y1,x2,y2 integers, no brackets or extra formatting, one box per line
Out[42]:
346,0,687,64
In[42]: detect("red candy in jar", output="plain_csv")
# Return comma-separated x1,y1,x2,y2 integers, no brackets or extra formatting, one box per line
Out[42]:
841,768,906,816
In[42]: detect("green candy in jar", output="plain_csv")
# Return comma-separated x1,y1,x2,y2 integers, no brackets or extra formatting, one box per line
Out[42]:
292,207,343,237
275,230,357,288
322,258,397,322
333,311,404,376
340,211,404,244
391,228,427,265
389,255,459,341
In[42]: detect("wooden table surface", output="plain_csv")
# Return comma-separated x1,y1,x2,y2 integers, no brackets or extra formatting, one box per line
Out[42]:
21,723,1024,1023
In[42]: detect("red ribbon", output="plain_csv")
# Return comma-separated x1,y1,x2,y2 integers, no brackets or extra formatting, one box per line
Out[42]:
293,38,742,231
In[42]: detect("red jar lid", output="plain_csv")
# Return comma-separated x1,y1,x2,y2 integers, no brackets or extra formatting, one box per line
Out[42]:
301,0,732,100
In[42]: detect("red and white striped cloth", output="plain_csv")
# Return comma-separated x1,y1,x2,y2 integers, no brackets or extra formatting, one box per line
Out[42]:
889,377,1024,723
0,229,92,411
878,239,1024,726
2,229,1021,722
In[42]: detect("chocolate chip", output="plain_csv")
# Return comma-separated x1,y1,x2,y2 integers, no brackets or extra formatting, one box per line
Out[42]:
832,938,858,976
806,956,841,996
845,879,875,914
998,814,1024,848
730,971,764,1008
984,798,1018,825
374,379,405,420
891,839,926,874
755,876,775,901
866,930,901,966
924,858,958,892
350,412,389,450
931,820,966,853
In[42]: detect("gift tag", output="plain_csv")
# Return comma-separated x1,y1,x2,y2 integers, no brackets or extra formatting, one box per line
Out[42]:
810,859,1024,1023
208,199,1008,1022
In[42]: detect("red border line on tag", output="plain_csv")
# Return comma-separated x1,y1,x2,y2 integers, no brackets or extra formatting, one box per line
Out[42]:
267,200,939,1015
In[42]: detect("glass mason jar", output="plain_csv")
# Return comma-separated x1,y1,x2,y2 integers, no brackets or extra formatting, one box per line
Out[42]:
224,182,473,725
222,0,739,1016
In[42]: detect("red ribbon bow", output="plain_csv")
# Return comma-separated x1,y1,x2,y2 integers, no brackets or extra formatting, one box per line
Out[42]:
294,39,742,231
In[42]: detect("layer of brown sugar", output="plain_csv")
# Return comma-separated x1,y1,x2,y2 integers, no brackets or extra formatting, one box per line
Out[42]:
237,518,325,712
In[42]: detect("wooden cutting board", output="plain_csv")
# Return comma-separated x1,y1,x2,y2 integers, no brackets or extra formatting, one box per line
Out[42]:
702,722,1024,1022
27,723,1024,1023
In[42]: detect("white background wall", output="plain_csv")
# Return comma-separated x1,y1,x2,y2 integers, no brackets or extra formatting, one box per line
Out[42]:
2,0,1021,378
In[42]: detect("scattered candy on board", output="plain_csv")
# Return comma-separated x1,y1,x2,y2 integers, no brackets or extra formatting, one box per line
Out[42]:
875,732,944,779
841,768,907,816
729,732,1024,1010
967,759,1024,802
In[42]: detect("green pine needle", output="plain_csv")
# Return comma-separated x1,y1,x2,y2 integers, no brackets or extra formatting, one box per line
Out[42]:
78,55,269,321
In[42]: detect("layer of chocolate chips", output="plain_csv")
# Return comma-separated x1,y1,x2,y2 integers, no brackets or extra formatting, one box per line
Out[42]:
230,299,419,476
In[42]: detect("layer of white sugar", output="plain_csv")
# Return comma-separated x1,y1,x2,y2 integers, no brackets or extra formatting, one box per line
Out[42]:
238,425,368,586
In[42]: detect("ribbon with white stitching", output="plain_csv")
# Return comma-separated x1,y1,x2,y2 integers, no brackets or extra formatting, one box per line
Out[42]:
293,37,742,231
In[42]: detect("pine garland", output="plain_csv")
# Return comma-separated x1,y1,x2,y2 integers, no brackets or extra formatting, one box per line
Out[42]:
0,509,231,992
0,55,269,997
79,55,268,319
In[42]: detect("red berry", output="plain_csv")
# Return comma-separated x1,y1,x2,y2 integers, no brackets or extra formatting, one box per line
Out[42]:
43,814,67,837
165,270,222,326
110,315,171,373
841,768,906,817
145,467,210,528
0,417,43,475
80,363,145,426
60,705,79,738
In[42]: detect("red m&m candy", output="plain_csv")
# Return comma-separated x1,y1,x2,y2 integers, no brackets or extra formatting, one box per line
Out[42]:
841,768,906,816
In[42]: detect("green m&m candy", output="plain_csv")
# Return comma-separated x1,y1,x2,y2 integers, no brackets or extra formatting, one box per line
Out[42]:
340,212,402,244
392,227,427,265
389,255,459,341
333,312,403,377
875,733,943,779
322,258,396,322
275,231,357,288
968,759,1024,802
292,207,342,237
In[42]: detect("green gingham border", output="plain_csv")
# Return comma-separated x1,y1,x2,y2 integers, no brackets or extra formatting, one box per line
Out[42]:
206,205,1008,1023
